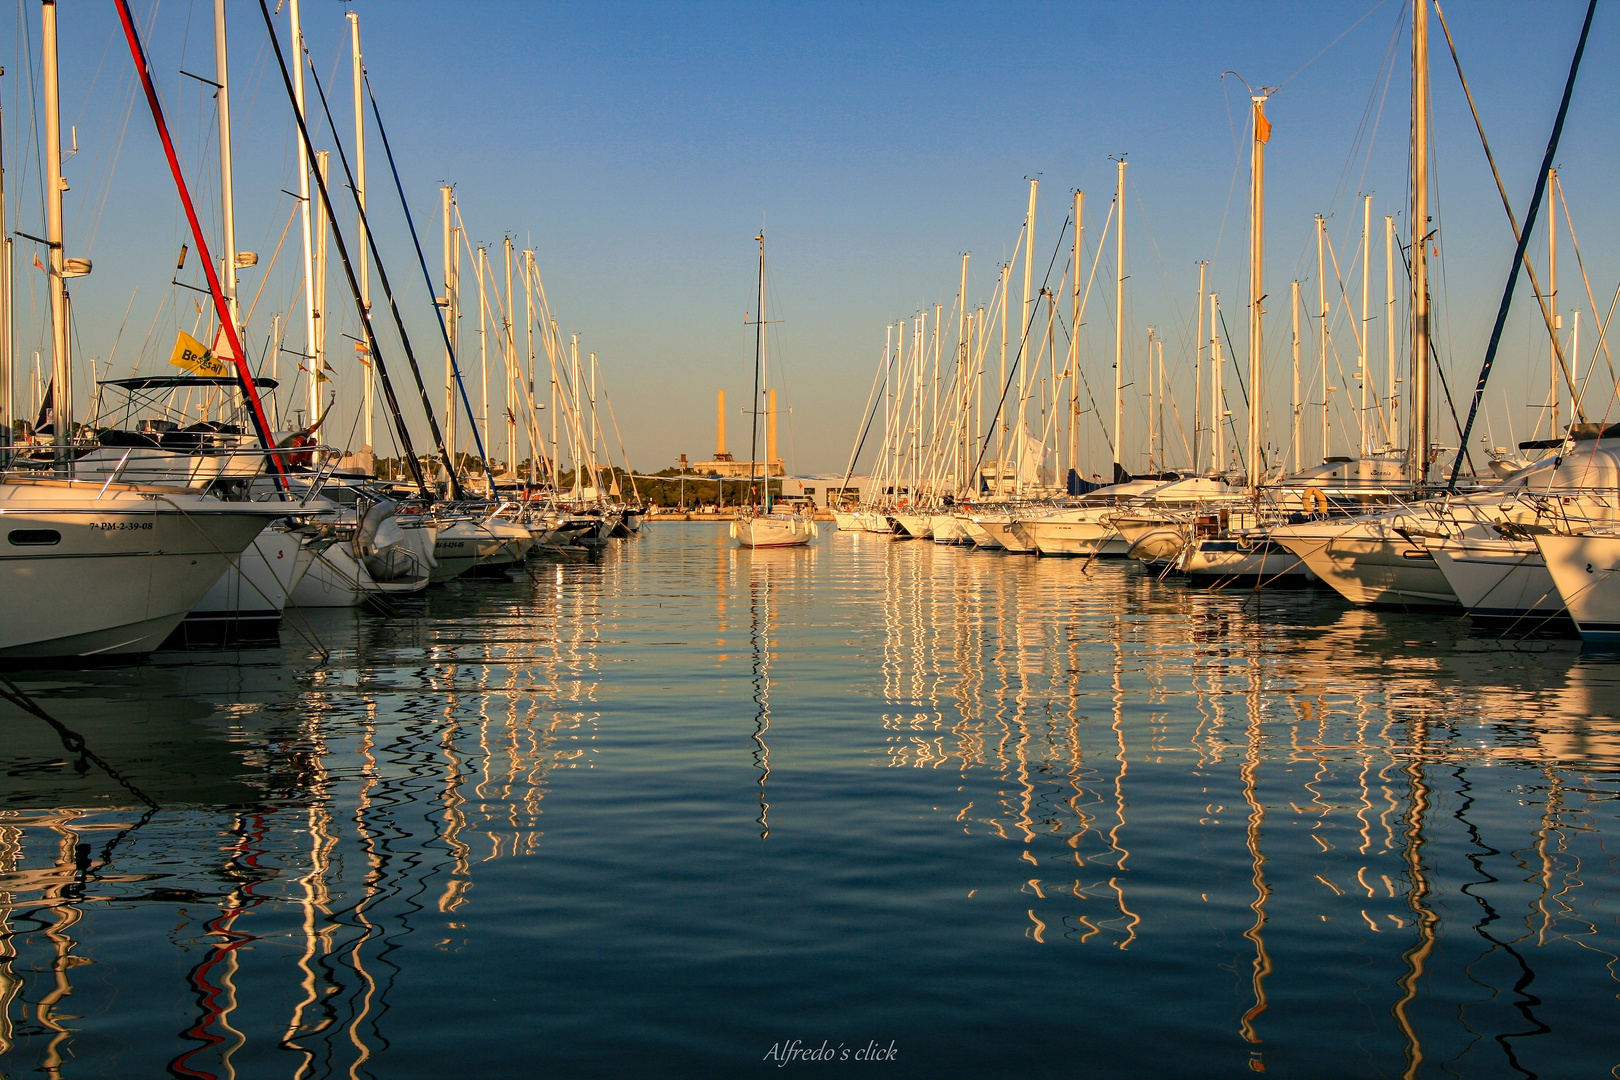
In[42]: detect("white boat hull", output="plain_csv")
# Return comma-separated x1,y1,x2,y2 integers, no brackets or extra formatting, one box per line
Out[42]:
1537,533,1620,642
0,480,280,658
1431,540,1562,619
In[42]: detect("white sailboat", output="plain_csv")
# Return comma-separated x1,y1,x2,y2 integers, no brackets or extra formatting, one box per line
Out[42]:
734,231,815,550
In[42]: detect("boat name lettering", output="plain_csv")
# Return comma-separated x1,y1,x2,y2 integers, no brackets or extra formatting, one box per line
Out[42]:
90,521,154,531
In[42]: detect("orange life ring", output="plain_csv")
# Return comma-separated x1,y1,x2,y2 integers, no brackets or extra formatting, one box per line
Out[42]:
1302,487,1329,515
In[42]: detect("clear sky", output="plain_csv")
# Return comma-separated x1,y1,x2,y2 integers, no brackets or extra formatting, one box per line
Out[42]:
6,0,1617,477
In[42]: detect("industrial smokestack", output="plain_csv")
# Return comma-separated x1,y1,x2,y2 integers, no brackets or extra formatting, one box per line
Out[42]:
717,390,727,458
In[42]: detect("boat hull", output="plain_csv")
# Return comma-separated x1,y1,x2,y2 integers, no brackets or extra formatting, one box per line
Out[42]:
1537,533,1620,641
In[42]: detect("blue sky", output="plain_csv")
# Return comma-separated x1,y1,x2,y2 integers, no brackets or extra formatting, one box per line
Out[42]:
7,0,1617,475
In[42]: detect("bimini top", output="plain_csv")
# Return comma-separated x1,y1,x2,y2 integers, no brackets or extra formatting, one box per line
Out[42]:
98,375,280,391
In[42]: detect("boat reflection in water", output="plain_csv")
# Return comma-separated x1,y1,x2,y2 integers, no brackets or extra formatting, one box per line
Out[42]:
0,554,611,1079
0,526,1616,1075
866,539,1619,1075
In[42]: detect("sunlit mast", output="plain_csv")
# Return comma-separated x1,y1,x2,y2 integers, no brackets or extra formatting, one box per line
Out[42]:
1409,0,1431,484
1112,159,1126,482
289,0,318,430
349,12,373,456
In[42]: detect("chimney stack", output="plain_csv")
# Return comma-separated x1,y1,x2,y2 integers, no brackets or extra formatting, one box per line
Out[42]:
717,390,727,458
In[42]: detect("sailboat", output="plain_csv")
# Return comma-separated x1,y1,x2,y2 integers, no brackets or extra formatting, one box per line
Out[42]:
733,231,816,549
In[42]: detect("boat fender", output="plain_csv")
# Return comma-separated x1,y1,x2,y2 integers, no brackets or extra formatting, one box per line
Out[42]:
729,521,737,539
1302,487,1329,515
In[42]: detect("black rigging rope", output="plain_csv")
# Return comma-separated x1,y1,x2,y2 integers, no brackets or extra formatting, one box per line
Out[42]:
1448,0,1596,491
256,0,432,500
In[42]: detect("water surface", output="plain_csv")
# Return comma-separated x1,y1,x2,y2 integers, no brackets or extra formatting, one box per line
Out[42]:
1,523,1616,1078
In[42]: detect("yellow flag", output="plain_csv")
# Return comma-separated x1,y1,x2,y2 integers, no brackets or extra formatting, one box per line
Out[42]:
169,330,229,377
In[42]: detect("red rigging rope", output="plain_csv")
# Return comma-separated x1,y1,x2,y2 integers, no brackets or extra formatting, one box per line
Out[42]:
112,0,288,491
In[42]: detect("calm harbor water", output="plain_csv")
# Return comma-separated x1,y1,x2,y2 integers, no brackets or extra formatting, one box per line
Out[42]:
1,522,1617,1078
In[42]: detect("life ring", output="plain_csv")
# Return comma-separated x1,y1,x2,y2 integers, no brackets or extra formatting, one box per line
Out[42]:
1302,487,1329,515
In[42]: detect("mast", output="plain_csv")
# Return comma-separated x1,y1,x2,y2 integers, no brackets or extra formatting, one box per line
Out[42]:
957,252,969,494
1,65,12,448
524,249,537,485
289,0,318,430
1113,159,1126,482
1385,215,1397,448
1291,280,1301,472
1017,179,1037,496
1069,193,1082,486
477,244,489,487
569,333,581,497
1317,214,1329,462
1147,327,1157,469
349,12,372,454
505,237,516,477
441,187,456,477
589,352,599,495
750,231,765,508
213,0,239,334
1247,93,1269,490
997,265,1009,493
42,0,69,461
1359,193,1371,456
933,301,942,498
1547,168,1559,437
1210,292,1223,475
882,323,892,502
313,150,329,422
1194,261,1206,473
1410,0,1431,482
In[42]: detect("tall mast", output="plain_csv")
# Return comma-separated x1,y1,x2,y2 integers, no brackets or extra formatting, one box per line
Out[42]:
1410,0,1432,482
1359,193,1371,456
42,0,69,459
313,151,329,424
957,252,969,494
750,231,765,506
1210,292,1223,474
1017,179,1037,496
589,352,599,493
551,318,561,489
1316,214,1329,462
569,333,580,497
505,237,516,476
1147,327,1157,468
933,301,942,496
213,0,239,334
997,265,1009,492
289,0,317,429
1291,280,1301,472
1385,215,1397,447
1246,93,1269,490
477,244,489,486
1069,193,1082,485
1113,159,1126,481
1194,261,1206,472
1,66,13,446
913,312,924,498
882,324,892,501
524,249,537,485
440,187,456,474
349,12,372,454
1548,168,1559,437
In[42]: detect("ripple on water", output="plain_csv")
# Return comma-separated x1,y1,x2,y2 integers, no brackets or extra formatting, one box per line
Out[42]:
0,522,1615,1077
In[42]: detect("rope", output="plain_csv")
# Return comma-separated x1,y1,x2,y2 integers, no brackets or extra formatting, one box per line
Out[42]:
0,674,159,811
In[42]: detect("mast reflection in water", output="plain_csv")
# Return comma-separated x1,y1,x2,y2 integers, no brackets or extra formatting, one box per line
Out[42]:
0,524,1615,1077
